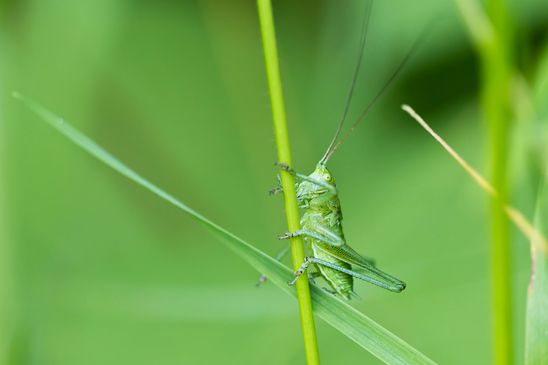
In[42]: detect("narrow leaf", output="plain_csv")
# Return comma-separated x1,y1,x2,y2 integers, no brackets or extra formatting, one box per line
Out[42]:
14,93,438,365
526,182,548,365
402,104,548,254
525,48,548,365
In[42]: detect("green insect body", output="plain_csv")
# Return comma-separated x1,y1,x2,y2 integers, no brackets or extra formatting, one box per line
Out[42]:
259,0,414,298
297,165,353,299
280,163,405,299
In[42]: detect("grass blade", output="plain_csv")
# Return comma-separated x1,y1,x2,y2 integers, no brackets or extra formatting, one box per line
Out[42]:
402,104,547,254
13,93,438,365
525,47,548,365
525,179,548,365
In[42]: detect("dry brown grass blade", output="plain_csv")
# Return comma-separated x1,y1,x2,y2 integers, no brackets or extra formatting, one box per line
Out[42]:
402,104,548,254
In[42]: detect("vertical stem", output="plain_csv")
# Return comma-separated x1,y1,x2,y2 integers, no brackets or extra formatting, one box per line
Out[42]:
0,122,10,365
256,1,321,364
482,0,513,363
0,34,13,365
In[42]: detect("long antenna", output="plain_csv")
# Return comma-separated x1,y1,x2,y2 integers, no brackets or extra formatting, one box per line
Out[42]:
322,34,422,163
319,0,373,166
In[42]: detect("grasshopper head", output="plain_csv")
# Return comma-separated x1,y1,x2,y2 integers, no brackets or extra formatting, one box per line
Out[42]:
296,164,336,204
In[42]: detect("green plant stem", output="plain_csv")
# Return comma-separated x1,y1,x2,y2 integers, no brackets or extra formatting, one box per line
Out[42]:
256,1,320,364
454,1,514,360
481,0,513,364
0,114,12,365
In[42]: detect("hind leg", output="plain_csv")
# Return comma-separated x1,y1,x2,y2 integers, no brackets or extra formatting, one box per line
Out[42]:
289,257,405,292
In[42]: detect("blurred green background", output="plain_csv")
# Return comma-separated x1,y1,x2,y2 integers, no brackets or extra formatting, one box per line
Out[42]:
1,0,548,364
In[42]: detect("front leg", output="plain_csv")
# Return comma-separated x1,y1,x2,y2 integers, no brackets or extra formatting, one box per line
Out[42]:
274,162,336,194
278,228,345,246
269,185,283,195
274,162,296,175
268,173,284,195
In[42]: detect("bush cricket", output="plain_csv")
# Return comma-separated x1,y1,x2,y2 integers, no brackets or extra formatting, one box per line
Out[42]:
259,0,416,299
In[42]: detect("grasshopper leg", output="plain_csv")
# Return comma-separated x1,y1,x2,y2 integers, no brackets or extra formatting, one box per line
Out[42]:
288,257,314,285
255,274,268,287
268,173,283,195
308,271,322,284
274,162,336,194
255,244,290,287
274,161,294,173
289,257,405,292
279,229,377,265
269,186,283,195
309,269,338,294
278,229,344,246
321,287,338,295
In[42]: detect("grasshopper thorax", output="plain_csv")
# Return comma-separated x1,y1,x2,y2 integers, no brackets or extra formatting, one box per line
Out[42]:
296,164,336,205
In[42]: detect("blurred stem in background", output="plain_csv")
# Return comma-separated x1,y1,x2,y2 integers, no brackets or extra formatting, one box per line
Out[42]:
0,34,13,365
0,131,11,365
454,0,514,363
482,0,514,364
256,1,321,364
524,45,548,365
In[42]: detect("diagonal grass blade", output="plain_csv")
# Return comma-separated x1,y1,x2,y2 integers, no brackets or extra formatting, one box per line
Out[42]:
13,93,437,365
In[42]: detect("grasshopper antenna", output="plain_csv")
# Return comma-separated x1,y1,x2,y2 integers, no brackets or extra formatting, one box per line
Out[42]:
322,32,424,163
319,0,373,166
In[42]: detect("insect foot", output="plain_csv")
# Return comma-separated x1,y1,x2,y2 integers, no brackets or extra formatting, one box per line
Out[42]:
274,162,295,174
278,232,297,240
321,287,337,295
288,268,306,286
288,257,312,285
268,186,283,195
255,274,268,287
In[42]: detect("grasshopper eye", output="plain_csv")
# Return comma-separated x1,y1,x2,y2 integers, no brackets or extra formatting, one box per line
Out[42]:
325,174,331,181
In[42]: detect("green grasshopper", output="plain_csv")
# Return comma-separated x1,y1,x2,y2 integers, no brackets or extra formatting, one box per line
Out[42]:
260,1,412,299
